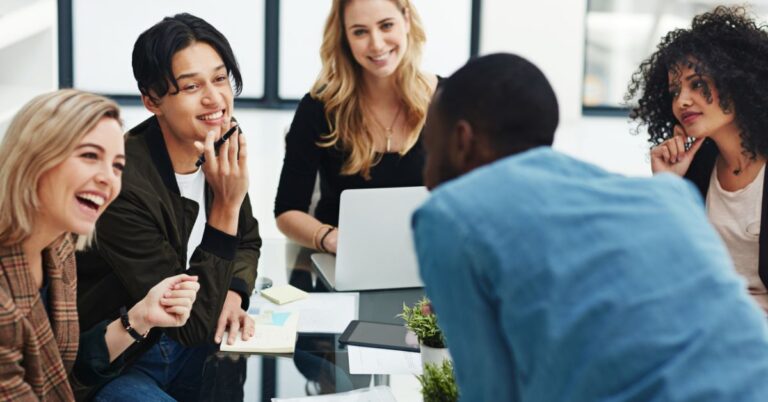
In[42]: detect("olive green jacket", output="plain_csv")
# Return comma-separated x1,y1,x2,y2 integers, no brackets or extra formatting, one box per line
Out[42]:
76,116,261,348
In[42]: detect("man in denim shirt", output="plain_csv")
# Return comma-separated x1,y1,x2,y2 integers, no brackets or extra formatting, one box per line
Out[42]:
413,53,768,401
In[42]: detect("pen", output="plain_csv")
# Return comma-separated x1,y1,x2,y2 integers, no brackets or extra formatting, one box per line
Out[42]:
195,120,241,167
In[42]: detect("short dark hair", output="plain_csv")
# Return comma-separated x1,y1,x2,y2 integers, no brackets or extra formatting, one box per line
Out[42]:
436,53,559,156
132,13,243,102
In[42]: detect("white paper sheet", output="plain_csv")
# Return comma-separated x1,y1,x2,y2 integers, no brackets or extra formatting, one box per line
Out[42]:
347,346,423,375
272,385,397,402
249,292,358,334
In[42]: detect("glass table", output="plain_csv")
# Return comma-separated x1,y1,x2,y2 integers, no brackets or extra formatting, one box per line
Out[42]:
199,240,426,402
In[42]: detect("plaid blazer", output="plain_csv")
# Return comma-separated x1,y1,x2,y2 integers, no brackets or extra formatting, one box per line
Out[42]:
0,235,79,401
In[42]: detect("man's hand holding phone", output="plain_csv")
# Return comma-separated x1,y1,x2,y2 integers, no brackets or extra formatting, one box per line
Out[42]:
650,125,704,176
194,118,248,235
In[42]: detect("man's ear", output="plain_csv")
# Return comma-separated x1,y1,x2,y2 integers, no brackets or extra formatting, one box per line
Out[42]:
453,119,475,172
141,94,162,116
454,119,494,172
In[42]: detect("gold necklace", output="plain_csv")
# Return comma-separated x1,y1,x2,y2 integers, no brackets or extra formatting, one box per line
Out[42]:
370,104,403,152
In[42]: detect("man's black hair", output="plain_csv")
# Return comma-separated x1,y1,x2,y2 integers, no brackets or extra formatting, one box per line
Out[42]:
132,13,243,102
437,53,559,155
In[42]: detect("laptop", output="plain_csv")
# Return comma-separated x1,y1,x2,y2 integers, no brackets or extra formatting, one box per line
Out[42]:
311,186,429,291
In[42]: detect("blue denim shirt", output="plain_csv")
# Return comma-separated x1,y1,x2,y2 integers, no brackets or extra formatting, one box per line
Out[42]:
413,147,768,401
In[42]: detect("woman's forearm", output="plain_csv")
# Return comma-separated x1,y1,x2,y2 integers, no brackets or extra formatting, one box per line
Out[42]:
276,210,327,250
104,303,151,362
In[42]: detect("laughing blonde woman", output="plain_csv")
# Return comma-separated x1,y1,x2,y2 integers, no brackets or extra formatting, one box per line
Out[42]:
0,90,199,401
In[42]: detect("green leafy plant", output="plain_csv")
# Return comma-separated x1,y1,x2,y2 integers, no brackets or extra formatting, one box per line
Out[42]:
417,360,459,402
398,296,446,348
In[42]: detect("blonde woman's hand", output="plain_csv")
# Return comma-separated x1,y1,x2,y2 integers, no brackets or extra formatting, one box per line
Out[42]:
650,125,704,176
129,274,200,332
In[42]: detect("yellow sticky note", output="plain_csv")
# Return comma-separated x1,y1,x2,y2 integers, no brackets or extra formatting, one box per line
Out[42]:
260,284,308,305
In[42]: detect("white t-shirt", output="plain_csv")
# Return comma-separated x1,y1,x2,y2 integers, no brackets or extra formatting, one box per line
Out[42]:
706,164,765,311
175,168,207,269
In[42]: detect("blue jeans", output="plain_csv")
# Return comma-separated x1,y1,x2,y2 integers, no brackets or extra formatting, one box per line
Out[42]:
94,333,214,402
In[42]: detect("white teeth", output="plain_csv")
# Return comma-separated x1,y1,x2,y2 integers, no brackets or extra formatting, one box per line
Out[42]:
199,111,223,121
371,52,390,61
77,193,105,207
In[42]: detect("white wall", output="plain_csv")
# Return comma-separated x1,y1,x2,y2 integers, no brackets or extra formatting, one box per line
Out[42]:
1,0,655,240
480,0,651,177
73,0,265,98
482,0,586,123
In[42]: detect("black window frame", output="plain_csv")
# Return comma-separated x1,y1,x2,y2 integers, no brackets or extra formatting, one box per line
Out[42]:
58,0,482,110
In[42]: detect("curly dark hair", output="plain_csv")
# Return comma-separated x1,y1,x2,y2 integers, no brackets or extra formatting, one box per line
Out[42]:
626,6,768,159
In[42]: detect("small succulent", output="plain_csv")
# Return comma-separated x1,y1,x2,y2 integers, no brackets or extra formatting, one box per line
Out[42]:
417,360,459,402
398,296,446,348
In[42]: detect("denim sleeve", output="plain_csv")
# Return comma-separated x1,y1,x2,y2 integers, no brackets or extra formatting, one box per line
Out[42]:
412,200,519,401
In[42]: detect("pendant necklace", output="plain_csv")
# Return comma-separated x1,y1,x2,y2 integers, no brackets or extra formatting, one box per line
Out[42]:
371,105,402,153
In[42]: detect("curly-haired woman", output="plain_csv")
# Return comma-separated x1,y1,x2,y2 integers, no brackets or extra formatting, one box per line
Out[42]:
274,0,439,254
627,6,768,312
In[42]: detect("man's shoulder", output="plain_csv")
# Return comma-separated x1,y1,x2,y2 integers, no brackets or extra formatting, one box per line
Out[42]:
120,117,163,181
424,147,702,233
450,148,606,187
428,148,599,207
125,115,157,150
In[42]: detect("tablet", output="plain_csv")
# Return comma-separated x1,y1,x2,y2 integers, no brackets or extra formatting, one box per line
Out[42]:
339,320,420,353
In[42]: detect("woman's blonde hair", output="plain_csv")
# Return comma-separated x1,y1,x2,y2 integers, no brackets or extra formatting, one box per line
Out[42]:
0,89,121,247
311,0,433,179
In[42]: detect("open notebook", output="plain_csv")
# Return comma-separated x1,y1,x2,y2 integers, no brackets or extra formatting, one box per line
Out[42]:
219,311,300,354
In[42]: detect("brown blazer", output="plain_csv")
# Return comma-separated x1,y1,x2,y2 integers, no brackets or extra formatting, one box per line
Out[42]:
0,235,79,401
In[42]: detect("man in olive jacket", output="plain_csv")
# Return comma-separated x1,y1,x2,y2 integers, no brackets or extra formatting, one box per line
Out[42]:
75,14,260,400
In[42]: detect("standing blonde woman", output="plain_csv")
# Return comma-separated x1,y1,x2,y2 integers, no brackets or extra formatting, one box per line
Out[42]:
274,0,439,253
0,89,199,401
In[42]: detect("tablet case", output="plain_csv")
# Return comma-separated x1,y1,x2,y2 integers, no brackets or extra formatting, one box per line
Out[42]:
339,320,420,353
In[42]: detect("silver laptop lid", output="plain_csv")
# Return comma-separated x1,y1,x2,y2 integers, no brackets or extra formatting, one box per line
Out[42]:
311,253,337,289
332,186,429,291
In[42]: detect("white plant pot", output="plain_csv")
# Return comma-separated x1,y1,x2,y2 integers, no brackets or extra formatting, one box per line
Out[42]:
420,344,452,367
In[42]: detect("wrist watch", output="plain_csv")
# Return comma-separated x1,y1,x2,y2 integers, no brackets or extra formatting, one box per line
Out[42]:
119,306,148,342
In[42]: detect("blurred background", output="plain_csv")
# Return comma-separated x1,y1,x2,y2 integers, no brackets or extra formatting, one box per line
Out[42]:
3,0,768,239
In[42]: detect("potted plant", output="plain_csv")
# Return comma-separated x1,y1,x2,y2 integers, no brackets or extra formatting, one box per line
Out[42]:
417,360,459,402
398,296,451,366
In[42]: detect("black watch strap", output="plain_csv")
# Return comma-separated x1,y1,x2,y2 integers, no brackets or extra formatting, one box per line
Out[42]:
119,306,146,342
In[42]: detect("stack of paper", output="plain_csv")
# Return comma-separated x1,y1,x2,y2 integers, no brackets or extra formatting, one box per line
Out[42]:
249,292,358,334
220,311,299,354
347,345,422,375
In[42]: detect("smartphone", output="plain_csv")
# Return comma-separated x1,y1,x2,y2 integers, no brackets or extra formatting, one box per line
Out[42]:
195,118,241,167
339,320,419,352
